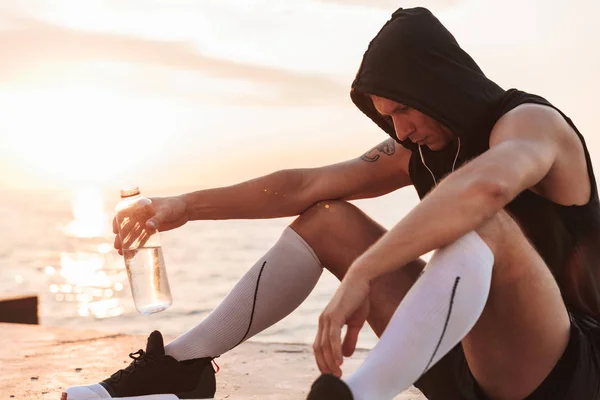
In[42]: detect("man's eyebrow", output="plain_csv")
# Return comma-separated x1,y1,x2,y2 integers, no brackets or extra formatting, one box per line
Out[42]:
376,104,407,117
391,104,409,113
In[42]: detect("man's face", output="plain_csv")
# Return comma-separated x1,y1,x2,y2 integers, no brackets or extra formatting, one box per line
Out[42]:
369,95,456,151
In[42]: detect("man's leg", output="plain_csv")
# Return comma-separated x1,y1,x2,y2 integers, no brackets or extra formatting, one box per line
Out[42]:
308,209,570,400
463,210,571,400
165,225,323,360
319,230,494,400
289,200,425,336
167,200,423,360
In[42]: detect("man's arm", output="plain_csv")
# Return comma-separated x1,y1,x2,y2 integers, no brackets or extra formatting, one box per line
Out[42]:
182,138,412,220
347,104,564,282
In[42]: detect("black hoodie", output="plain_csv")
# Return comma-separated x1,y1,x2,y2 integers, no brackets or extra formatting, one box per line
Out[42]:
351,7,600,318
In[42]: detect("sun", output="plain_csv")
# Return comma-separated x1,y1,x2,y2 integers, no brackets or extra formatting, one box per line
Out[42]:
0,84,170,187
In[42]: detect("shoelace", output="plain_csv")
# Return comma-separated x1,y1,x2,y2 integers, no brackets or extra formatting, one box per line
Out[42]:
109,349,156,384
211,358,220,374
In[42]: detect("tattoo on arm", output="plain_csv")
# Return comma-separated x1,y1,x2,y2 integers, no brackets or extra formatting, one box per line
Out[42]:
360,138,396,162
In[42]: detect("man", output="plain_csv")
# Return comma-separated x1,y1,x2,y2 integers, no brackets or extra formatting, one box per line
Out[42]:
64,7,600,400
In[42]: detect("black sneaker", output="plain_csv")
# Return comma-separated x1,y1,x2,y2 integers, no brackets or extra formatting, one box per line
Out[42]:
62,331,216,399
307,374,354,400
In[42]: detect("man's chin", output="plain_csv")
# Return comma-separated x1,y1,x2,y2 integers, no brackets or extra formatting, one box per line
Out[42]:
427,141,452,151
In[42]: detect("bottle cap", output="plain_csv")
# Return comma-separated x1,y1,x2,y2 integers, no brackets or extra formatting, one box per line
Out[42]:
120,185,140,198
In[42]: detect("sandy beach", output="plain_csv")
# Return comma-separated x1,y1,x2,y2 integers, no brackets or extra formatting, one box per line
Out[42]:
1,323,426,400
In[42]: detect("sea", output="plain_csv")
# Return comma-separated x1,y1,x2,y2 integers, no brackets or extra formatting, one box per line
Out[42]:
0,186,421,350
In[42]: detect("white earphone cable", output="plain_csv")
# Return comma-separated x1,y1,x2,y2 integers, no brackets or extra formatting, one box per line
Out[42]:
418,136,461,187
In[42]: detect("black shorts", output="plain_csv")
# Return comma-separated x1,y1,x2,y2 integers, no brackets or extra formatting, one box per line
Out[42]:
414,311,600,400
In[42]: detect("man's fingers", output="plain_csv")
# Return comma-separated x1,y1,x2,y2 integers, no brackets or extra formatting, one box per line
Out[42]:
146,206,168,230
313,318,328,374
121,222,143,249
342,325,360,357
118,218,134,242
319,315,341,377
342,299,368,357
113,234,122,252
113,200,165,256
319,325,333,374
325,321,342,377
137,230,151,248
313,342,327,374
329,322,343,369
140,203,163,231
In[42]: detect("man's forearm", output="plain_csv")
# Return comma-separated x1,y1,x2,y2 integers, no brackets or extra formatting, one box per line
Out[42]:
180,169,315,221
348,174,506,283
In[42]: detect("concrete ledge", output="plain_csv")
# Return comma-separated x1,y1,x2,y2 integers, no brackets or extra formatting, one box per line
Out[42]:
0,295,38,324
2,323,426,399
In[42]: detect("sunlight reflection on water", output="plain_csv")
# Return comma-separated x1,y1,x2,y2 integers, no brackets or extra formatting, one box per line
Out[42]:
44,186,128,318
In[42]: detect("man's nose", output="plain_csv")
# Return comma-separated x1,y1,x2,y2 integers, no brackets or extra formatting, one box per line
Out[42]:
395,129,415,142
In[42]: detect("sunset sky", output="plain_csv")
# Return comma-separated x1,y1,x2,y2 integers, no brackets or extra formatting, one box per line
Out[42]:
0,0,598,194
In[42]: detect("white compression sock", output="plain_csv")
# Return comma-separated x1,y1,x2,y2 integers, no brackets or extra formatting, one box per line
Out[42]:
165,226,323,361
345,232,494,400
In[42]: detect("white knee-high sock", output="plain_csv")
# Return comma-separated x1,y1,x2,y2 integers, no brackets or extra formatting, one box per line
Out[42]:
165,227,323,361
345,232,494,400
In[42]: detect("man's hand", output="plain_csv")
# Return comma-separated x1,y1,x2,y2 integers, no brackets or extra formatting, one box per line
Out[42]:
112,196,189,255
313,273,371,378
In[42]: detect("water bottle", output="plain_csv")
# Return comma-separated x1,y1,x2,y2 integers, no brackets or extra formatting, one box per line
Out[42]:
115,186,172,314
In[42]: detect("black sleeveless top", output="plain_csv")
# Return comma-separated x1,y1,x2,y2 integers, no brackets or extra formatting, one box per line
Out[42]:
350,7,600,317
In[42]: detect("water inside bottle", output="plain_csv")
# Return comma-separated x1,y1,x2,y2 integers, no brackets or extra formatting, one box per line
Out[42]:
123,246,172,314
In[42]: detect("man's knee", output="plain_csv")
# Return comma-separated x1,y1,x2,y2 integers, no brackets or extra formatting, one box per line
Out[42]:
475,210,536,272
290,200,361,242
290,200,385,274
475,210,516,249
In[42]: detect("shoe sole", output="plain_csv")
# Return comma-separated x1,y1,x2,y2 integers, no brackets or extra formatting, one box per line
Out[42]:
62,393,214,400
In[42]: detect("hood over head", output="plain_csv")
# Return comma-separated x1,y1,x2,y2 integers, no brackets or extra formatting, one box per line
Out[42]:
351,7,505,153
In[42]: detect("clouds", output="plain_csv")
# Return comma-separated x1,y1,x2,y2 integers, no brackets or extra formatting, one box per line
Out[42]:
0,12,349,107
1,0,599,191
0,5,381,190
